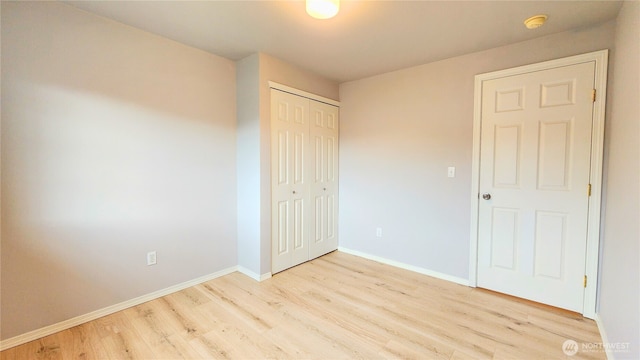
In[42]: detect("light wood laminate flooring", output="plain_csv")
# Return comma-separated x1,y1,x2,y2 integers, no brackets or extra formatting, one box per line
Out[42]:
1,251,604,359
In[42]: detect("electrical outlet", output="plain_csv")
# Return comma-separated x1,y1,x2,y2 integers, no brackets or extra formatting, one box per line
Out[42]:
147,251,157,266
376,227,383,238
447,166,456,178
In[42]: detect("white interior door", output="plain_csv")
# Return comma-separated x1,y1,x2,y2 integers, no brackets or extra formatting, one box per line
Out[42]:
309,100,339,259
271,90,310,274
477,61,596,312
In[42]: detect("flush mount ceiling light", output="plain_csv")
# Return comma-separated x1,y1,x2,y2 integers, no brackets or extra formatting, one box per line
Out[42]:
306,0,340,19
524,14,548,29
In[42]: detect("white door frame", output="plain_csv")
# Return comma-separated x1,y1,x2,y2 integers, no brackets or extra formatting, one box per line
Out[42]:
469,50,608,318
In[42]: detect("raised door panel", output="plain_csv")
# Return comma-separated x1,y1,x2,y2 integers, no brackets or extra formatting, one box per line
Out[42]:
538,119,573,190
490,208,519,271
493,125,522,188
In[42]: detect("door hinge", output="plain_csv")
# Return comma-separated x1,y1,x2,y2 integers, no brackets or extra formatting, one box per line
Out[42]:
583,275,588,288
587,183,592,196
591,89,596,102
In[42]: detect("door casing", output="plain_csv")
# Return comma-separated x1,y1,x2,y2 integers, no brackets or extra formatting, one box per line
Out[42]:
469,50,608,319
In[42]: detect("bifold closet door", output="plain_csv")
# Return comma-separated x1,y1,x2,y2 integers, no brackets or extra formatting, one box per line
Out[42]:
271,88,339,274
271,90,310,274
309,101,339,259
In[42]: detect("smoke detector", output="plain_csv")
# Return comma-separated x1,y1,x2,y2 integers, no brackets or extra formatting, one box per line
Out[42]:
524,15,548,29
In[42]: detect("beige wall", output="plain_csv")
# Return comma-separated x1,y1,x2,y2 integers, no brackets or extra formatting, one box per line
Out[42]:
599,1,640,358
1,2,237,339
338,21,616,280
236,54,262,276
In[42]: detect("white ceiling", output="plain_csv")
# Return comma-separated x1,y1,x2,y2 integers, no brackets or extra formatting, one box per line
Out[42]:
65,0,623,83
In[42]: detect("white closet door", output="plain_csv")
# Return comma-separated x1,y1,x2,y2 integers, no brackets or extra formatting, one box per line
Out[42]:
271,90,310,274
309,100,339,259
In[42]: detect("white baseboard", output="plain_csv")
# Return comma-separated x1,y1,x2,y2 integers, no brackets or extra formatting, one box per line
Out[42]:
0,266,237,351
338,247,470,286
594,313,614,360
238,266,272,282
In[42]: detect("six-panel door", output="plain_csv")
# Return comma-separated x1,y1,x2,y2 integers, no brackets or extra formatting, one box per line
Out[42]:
477,62,596,312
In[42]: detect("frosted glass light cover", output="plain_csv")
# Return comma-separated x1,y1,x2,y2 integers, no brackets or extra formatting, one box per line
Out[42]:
306,0,339,19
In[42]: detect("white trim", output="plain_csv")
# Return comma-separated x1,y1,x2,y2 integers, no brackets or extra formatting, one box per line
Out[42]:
469,74,484,288
469,50,608,317
338,247,469,286
594,313,614,360
583,50,608,319
268,81,340,107
238,266,272,282
260,272,273,281
0,266,237,351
